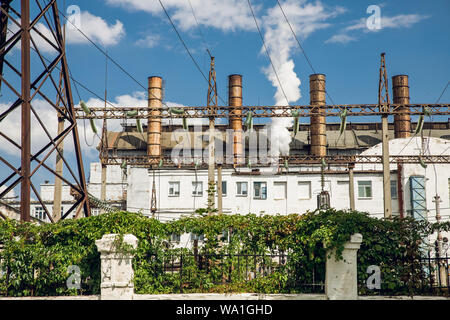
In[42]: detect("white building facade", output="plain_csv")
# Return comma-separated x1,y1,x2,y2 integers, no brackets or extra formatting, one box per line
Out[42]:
126,137,450,225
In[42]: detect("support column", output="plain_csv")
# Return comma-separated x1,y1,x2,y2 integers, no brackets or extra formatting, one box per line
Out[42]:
208,118,215,214
100,164,107,213
325,233,363,300
52,113,64,221
95,233,138,300
392,75,411,138
147,76,162,159
228,75,244,165
434,195,448,287
20,0,31,222
217,164,223,215
382,115,392,218
348,163,355,210
309,74,327,157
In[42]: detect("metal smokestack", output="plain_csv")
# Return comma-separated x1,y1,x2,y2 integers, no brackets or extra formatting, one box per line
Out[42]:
392,75,411,138
147,76,163,159
309,74,327,157
228,74,244,164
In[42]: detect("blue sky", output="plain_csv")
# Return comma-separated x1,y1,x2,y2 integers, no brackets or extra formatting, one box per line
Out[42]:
61,0,450,106
0,0,449,193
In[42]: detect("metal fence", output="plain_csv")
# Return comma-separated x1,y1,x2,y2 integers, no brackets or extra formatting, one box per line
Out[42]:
358,252,449,296
419,253,449,294
148,252,325,294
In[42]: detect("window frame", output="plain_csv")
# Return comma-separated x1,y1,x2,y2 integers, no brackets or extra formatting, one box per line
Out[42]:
170,233,181,243
236,181,248,197
220,181,227,197
169,181,180,197
253,181,267,200
190,233,205,242
192,181,203,197
34,206,44,220
390,180,398,199
358,180,373,199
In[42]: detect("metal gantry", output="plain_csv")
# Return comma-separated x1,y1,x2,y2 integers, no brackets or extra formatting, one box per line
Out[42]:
0,0,90,222
96,154,450,168
74,103,450,120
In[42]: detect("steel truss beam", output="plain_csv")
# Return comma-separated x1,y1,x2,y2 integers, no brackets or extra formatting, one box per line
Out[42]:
0,0,90,221
100,154,450,168
75,103,450,120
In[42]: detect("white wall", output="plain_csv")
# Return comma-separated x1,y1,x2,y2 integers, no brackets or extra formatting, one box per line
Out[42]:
124,138,450,228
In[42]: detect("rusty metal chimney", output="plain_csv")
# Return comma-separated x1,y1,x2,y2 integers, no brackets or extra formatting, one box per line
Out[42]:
228,74,244,164
309,74,327,157
147,76,163,159
392,75,411,138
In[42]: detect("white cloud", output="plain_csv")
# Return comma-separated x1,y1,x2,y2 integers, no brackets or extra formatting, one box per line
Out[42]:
327,13,430,45
6,10,125,54
325,33,356,44
65,11,125,46
105,0,255,32
135,35,160,48
346,14,430,32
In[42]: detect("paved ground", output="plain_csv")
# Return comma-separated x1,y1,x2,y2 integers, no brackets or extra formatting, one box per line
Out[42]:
0,293,448,300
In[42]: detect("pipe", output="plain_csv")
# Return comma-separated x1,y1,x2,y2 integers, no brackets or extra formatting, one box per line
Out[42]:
309,74,327,157
228,74,244,164
397,162,404,218
392,75,411,138
147,76,163,158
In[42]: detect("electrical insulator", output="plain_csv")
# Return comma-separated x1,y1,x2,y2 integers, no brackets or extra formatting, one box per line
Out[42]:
317,191,330,210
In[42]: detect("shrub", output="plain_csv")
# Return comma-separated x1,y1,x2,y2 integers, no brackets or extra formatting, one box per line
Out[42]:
0,209,447,296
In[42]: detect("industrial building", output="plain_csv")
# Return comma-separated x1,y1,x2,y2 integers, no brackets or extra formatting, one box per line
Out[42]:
4,73,448,227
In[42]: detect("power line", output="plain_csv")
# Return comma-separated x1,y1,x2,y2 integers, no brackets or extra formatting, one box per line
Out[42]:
51,2,176,113
187,0,212,58
55,4,147,92
436,81,450,103
158,0,226,105
276,0,336,105
247,0,290,106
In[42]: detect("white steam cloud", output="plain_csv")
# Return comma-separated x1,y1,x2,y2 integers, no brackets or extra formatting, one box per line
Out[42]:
261,0,344,158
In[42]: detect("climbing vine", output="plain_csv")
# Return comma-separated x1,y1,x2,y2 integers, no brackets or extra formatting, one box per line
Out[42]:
0,209,448,296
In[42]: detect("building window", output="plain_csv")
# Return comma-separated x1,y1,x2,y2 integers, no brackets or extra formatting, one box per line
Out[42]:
170,233,181,243
192,181,203,197
358,181,372,199
391,180,398,199
169,181,180,197
253,182,267,200
298,181,311,200
273,182,287,200
190,233,204,242
236,182,248,196
218,181,227,197
220,230,230,243
34,206,45,220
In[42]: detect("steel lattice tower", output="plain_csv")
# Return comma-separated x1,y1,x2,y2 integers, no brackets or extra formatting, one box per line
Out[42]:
0,0,90,221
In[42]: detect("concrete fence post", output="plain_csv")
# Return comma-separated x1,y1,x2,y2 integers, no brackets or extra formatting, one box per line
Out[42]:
95,234,138,300
325,233,363,300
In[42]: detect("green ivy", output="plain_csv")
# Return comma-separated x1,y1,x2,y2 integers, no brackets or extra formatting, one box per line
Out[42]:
0,209,448,296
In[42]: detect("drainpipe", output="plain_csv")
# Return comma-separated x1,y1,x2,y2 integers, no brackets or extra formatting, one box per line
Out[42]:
397,162,404,218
